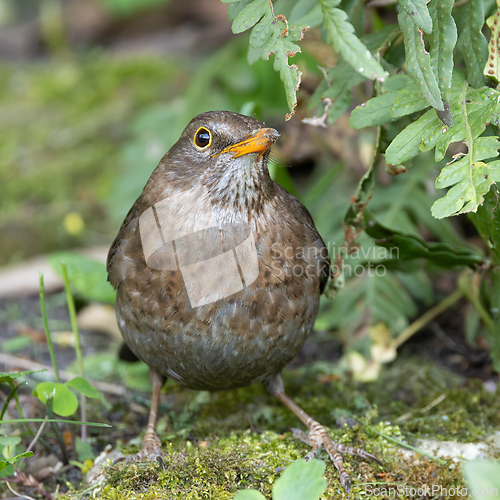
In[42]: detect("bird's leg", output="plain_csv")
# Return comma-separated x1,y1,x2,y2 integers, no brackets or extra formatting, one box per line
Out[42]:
264,373,381,492
110,369,166,469
135,369,166,460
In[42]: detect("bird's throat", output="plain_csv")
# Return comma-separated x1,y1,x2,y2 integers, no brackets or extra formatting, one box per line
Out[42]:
205,153,275,221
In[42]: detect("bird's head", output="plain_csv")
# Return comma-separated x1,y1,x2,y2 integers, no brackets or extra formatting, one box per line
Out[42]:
148,111,280,216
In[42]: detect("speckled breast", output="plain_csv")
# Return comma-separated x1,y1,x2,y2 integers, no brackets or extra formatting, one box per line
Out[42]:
114,215,323,391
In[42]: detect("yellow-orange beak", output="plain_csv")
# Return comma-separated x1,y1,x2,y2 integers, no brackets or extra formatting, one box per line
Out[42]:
221,128,280,158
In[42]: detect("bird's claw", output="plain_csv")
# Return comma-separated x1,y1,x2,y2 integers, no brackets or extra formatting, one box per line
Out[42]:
109,432,166,471
290,422,381,492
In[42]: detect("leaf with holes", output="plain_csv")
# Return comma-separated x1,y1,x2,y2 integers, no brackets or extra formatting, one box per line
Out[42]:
434,86,500,161
484,8,500,83
261,23,308,119
225,0,308,119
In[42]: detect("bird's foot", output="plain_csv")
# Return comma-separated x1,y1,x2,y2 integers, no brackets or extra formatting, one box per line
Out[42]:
110,430,166,469
291,421,381,493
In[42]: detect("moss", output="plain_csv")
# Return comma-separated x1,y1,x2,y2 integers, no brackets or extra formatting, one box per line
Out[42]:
56,358,499,500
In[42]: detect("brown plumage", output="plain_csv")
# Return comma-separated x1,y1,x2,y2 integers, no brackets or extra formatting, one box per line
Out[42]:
107,111,379,491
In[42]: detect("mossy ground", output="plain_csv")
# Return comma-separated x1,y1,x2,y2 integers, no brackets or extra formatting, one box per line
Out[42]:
57,357,500,500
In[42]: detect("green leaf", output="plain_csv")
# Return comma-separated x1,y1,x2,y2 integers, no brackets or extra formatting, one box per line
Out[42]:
432,160,500,218
437,137,500,187
390,82,429,118
329,27,400,126
484,9,500,83
233,490,266,500
319,0,387,82
432,83,500,218
322,61,365,124
289,0,323,27
364,212,483,268
428,0,457,96
1,418,110,427
398,9,443,110
0,436,21,448
272,459,327,500
368,272,418,326
228,1,310,118
230,1,308,119
364,24,400,53
0,451,34,472
231,0,268,33
48,252,116,304
0,370,46,383
472,186,500,263
385,109,442,165
65,377,100,399
75,436,95,462
396,0,433,34
248,10,274,48
456,0,488,88
350,92,396,128
463,460,500,499
322,269,418,334
33,382,79,417
434,86,500,161
350,75,433,129
261,23,307,118
226,0,254,22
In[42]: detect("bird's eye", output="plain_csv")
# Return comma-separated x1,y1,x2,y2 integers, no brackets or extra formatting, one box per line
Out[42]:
194,127,211,149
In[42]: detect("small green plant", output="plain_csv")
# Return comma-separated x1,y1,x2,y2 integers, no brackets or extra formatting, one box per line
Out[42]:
233,459,327,500
32,272,101,456
34,272,100,414
463,460,500,499
0,272,110,497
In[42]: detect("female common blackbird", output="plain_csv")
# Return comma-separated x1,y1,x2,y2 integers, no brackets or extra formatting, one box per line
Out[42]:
107,111,378,491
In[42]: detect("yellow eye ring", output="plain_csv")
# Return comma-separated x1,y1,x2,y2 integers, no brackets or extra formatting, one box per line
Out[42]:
194,127,212,149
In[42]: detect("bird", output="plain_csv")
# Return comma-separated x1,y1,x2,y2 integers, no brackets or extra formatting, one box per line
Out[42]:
107,110,379,491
